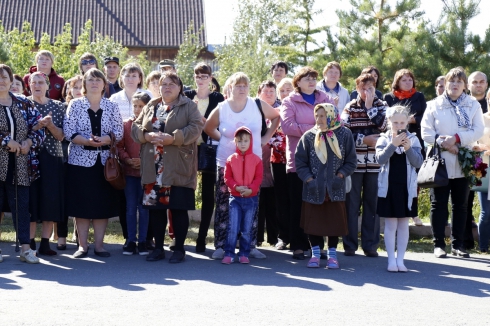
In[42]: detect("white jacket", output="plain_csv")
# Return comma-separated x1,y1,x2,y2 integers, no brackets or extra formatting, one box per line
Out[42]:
421,94,484,179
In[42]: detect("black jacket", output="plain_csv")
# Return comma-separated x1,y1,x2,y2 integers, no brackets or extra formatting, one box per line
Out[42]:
184,90,224,143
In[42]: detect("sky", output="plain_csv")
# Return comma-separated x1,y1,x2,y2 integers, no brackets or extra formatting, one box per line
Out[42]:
203,0,490,45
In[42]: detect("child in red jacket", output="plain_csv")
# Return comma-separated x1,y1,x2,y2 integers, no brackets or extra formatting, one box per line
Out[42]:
222,127,263,264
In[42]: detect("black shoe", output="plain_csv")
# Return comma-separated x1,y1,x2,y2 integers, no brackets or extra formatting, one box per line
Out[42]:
94,250,111,257
195,242,206,253
56,244,67,251
292,252,305,260
138,242,148,256
146,248,165,261
344,249,355,256
123,241,137,255
169,239,176,251
146,240,155,251
451,248,470,258
169,250,185,263
73,249,88,258
364,250,379,257
122,239,130,251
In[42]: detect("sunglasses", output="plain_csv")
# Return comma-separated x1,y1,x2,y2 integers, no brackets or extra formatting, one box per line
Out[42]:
81,59,97,66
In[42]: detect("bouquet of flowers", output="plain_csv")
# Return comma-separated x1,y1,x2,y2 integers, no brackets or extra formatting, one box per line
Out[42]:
457,147,488,187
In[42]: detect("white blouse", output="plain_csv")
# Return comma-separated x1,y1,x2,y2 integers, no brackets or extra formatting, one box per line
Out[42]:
64,97,123,167
110,88,152,120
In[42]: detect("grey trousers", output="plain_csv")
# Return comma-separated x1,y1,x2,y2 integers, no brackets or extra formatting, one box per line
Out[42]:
342,172,380,251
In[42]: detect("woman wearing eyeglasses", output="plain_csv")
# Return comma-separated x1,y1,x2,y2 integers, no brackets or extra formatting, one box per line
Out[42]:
64,68,124,258
183,63,224,253
279,66,334,260
78,53,116,98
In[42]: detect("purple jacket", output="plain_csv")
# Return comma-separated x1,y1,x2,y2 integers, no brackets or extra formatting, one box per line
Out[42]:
279,90,333,173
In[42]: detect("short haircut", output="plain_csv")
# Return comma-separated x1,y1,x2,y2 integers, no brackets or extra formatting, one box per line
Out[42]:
82,68,107,96
322,61,342,77
468,71,488,83
0,64,13,82
159,71,184,96
276,77,293,97
361,65,381,88
35,50,55,64
257,80,276,95
193,62,212,75
292,66,318,92
63,75,83,103
145,71,162,88
435,76,445,85
29,71,50,89
386,105,411,130
228,72,250,88
391,69,416,91
355,73,376,86
235,129,251,140
119,62,145,89
445,67,468,90
270,61,289,75
13,74,26,92
132,91,151,105
78,53,99,74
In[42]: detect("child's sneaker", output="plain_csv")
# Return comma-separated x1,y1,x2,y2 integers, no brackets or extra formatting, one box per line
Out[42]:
20,249,39,264
307,257,320,268
138,242,149,256
327,257,339,269
239,256,250,264
221,256,234,264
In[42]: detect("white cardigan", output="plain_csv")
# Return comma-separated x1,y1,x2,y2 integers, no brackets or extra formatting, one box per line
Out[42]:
109,88,152,120
64,97,124,167
421,94,484,179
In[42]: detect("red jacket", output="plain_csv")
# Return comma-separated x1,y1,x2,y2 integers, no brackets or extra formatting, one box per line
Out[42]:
116,118,142,177
224,127,263,197
23,66,65,101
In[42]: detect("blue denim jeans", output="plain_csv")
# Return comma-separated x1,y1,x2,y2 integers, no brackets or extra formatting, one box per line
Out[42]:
124,176,149,243
477,191,490,250
224,195,258,258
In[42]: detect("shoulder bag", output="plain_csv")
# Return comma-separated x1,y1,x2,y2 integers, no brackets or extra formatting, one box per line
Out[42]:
198,137,218,173
254,98,267,136
417,138,449,188
104,132,126,189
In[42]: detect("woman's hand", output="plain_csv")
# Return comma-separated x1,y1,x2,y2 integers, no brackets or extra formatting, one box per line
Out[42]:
7,139,21,155
364,89,374,108
441,135,457,148
446,144,459,155
20,139,32,154
401,138,411,151
148,132,173,146
86,136,104,147
391,132,407,147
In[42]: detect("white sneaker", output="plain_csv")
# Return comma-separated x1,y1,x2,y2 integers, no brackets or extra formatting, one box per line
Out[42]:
249,248,266,259
212,248,225,259
20,249,40,264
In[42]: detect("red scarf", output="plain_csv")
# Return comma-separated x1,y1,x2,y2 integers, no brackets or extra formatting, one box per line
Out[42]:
393,88,416,100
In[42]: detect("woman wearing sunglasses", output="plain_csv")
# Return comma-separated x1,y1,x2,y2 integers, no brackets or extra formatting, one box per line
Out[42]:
78,53,115,98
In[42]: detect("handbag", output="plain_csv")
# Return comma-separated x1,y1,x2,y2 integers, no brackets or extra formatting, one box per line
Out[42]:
254,98,267,136
417,139,449,188
198,137,217,172
104,132,126,190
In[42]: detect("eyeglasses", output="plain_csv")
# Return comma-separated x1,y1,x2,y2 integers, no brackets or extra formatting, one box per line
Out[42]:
161,83,178,88
301,77,317,82
194,75,210,80
81,59,97,66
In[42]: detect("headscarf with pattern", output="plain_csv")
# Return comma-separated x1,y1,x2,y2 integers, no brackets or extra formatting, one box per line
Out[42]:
314,103,342,164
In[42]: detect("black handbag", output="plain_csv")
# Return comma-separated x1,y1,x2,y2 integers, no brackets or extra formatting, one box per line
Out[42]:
198,137,217,173
417,139,449,188
254,98,267,136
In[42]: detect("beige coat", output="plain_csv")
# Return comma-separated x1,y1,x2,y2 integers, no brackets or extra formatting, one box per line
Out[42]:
131,95,203,189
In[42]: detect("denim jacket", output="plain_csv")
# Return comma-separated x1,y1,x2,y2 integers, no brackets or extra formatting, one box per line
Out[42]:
375,132,423,210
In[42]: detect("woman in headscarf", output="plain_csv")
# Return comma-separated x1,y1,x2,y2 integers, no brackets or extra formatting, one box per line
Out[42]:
295,103,357,269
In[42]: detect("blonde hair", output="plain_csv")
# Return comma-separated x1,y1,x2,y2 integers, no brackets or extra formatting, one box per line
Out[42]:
276,77,293,97
228,72,250,88
386,105,410,130
35,50,55,64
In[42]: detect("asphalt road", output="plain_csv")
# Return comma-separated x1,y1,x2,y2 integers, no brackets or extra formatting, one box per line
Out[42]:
0,242,489,325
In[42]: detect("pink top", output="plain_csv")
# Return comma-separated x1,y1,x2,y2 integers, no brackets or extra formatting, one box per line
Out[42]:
279,90,333,173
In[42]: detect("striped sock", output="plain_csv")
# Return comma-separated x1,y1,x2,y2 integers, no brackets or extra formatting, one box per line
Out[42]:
311,245,320,259
328,248,337,260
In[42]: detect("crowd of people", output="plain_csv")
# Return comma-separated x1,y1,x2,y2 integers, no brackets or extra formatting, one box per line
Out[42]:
0,49,488,273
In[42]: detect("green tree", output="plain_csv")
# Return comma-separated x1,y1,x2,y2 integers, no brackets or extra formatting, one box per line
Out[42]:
216,0,290,92
5,21,36,75
52,23,75,79
274,0,327,67
175,21,205,87
0,24,10,64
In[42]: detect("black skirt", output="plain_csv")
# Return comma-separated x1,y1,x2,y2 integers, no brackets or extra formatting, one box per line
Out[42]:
29,148,65,222
65,155,119,219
